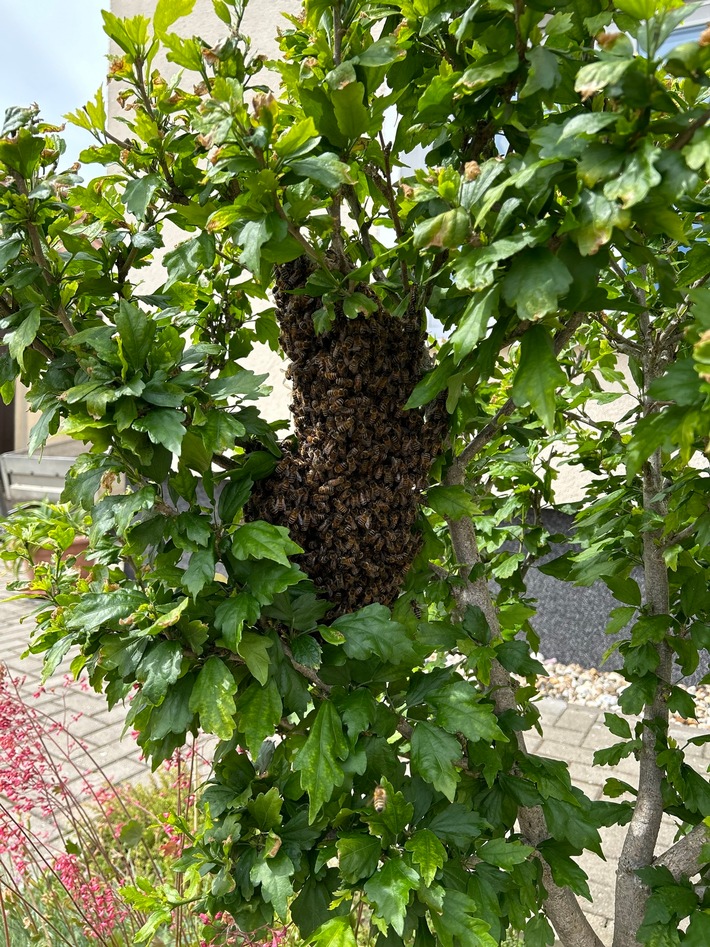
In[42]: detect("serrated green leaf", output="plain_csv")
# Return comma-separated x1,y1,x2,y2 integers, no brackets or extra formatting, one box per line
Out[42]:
450,286,498,364
337,833,381,883
426,485,477,521
136,640,183,704
231,520,303,566
123,174,161,221
502,248,572,321
183,547,216,599
363,857,419,937
512,325,567,430
237,679,282,757
154,0,196,36
405,829,446,885
307,917,356,947
134,409,186,455
189,656,237,740
237,632,272,685
215,594,261,651
429,681,507,744
410,721,461,802
331,604,416,665
477,837,534,870
8,306,40,371
294,700,349,821
250,851,294,920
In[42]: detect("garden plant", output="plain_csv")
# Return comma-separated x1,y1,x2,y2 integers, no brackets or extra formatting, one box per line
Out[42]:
1,0,710,944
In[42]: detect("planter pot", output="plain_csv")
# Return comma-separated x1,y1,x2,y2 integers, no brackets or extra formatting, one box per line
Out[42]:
27,536,92,581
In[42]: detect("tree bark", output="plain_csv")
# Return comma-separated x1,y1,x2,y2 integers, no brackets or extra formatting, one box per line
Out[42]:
445,465,604,947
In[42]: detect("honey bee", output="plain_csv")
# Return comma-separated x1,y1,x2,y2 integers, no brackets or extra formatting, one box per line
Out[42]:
373,785,387,812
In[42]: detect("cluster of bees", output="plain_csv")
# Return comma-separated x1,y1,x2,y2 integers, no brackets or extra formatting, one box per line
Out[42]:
247,257,447,616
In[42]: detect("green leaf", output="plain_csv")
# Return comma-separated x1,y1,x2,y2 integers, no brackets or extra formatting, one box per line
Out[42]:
405,830,446,886
237,632,272,685
426,485,477,521
0,236,22,272
429,889,496,947
250,851,294,920
123,174,161,221
414,208,471,250
239,216,274,273
136,640,183,704
189,656,237,740
359,34,405,66
331,604,416,665
337,834,381,883
237,679,282,757
538,841,592,901
604,142,662,209
521,46,561,99
476,837,534,870
231,520,303,566
8,306,40,371
512,326,567,430
502,249,572,321
685,912,710,947
572,190,631,256
331,82,369,141
275,117,320,160
67,590,146,632
293,700,349,821
289,153,354,189
410,721,461,802
542,798,602,855
450,287,498,364
429,681,507,744
154,0,196,36
183,548,216,599
363,857,419,937
116,300,155,370
215,594,261,651
308,918,356,947
134,409,186,455
574,59,633,101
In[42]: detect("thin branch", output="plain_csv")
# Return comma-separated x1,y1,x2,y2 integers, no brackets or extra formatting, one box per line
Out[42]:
592,311,642,358
454,312,586,470
669,107,710,151
442,482,604,947
342,185,386,282
613,316,673,947
274,198,327,269
653,822,709,880
8,172,76,337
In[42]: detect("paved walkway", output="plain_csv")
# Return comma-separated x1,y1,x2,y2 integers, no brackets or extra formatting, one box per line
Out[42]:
1,572,707,945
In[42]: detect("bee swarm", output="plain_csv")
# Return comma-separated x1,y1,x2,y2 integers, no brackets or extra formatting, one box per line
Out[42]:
247,257,446,616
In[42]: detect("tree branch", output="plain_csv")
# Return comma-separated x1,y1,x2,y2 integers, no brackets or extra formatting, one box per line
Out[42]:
613,314,673,947
653,822,709,880
454,311,586,470
443,471,604,947
669,107,710,152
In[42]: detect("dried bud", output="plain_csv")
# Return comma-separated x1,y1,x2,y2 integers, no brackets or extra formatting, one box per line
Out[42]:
196,133,214,150
252,92,276,118
193,81,208,96
202,47,220,66
464,160,481,181
700,25,710,46
596,31,623,49
400,183,415,199
108,56,127,77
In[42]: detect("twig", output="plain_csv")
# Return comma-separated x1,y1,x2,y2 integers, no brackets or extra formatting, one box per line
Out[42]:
670,107,710,151
342,185,386,282
441,481,604,947
454,312,586,470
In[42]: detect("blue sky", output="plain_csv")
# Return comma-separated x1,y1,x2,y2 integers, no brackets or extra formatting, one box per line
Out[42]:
0,2,108,165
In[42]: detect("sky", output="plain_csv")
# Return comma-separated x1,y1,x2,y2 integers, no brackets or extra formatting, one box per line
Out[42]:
0,1,108,165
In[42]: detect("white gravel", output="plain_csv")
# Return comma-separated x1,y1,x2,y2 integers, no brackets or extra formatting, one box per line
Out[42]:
535,659,710,728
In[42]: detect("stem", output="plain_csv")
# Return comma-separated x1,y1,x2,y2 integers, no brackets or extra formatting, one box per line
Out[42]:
274,197,327,268
455,312,586,469
442,474,604,947
9,173,76,337
612,310,673,947
653,822,709,880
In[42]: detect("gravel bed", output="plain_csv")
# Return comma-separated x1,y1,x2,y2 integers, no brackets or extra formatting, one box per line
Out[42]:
535,659,710,728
